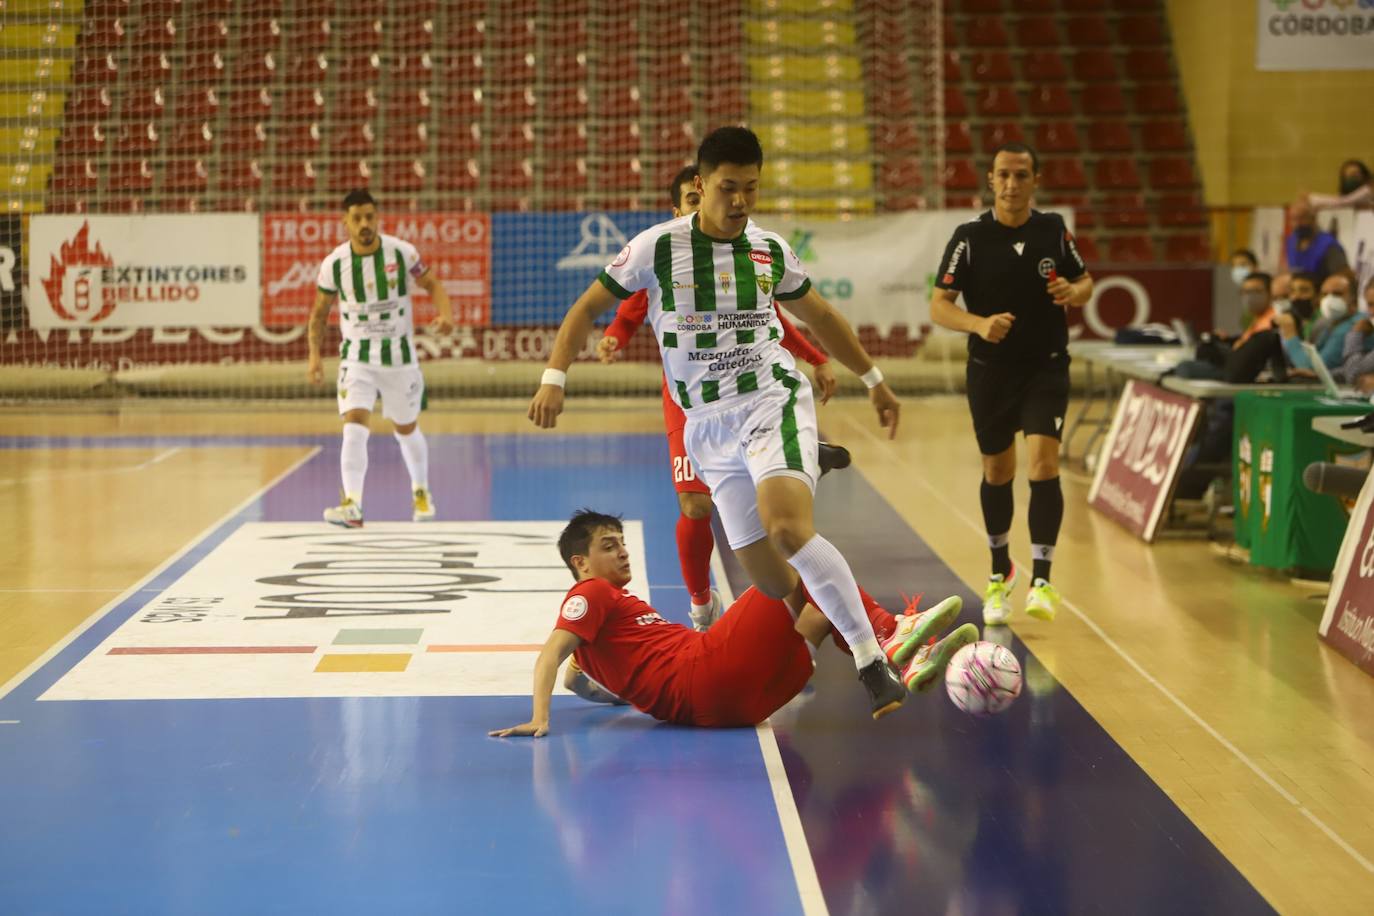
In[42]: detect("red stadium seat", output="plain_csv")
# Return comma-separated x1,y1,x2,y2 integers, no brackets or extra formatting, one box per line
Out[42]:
975,86,1020,117
164,158,208,194
980,121,1024,153
649,85,692,120
445,16,486,51
966,16,1009,46
385,88,432,123
1118,14,1166,45
943,86,968,118
868,51,912,85
1133,84,1180,114
488,50,536,87
283,52,328,84
332,52,383,86
944,121,973,154
443,88,483,121
1082,84,1127,116
337,18,383,52
435,158,480,192
334,87,379,119
170,87,220,120
970,51,1015,83
600,157,645,194
488,87,537,120
1095,157,1142,190
1072,234,1100,262
941,51,961,82
1107,234,1155,262
330,121,376,155
438,122,480,157
544,122,589,155
651,121,694,157
60,122,107,155
489,158,534,192
1125,48,1172,80
388,122,429,155
874,121,923,153
326,159,372,193
489,122,535,154
1065,15,1111,45
80,14,127,51
1035,121,1080,153
1141,119,1190,151
1028,86,1073,116
446,52,483,88
702,86,745,121
872,84,918,117
227,86,272,118
1072,49,1117,81
1163,233,1212,263
50,158,100,193
961,0,1005,11
178,51,225,84
133,15,176,50
230,51,277,85
113,120,159,154
1157,193,1208,227
1022,50,1068,82
1149,157,1197,189
119,86,165,119
544,157,589,194
878,156,922,191
277,120,322,155
940,158,979,192
286,17,331,53
66,86,113,121
388,53,434,85
381,158,425,193
109,158,155,192
127,52,172,84
181,18,229,51
218,121,267,155
647,52,691,86
1063,0,1106,9
1100,194,1149,229
544,50,589,85
599,86,642,119
1017,17,1061,46
280,87,325,119
1041,158,1087,191
270,160,315,193
1052,195,1095,229
390,17,435,51
73,51,119,86
1087,121,1134,152
543,17,587,48
543,86,589,120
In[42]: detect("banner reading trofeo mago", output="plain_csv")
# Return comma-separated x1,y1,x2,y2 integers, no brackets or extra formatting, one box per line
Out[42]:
28,215,260,329
262,212,491,326
1319,468,1374,678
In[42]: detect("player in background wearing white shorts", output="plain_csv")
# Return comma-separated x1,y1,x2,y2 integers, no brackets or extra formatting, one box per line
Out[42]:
529,128,909,720
307,189,454,527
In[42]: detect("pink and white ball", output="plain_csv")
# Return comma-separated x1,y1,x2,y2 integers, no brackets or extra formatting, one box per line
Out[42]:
945,641,1023,716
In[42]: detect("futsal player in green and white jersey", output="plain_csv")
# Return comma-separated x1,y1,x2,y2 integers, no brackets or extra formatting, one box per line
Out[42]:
308,189,454,527
528,128,912,720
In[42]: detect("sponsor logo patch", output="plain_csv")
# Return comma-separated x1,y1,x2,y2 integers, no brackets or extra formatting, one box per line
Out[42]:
611,244,631,268
561,595,589,621
749,250,773,265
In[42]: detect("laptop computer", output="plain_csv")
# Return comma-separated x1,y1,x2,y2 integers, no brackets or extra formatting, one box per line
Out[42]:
1302,341,1366,402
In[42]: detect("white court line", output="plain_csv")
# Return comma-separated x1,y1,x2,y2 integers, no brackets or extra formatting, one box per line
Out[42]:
0,720,19,725
0,588,125,593
0,447,322,703
838,411,1374,877
0,446,183,487
709,552,829,916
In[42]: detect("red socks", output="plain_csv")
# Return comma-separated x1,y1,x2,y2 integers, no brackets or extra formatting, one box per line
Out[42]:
801,582,897,655
676,513,715,605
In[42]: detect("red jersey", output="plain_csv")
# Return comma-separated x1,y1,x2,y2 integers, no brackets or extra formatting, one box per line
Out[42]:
554,577,702,723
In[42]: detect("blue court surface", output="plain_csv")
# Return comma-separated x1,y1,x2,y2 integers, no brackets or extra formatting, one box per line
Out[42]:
0,432,1272,915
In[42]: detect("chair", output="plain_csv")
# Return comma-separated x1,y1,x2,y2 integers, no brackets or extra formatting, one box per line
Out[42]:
650,121,694,157
599,86,642,119
1095,157,1142,190
1072,49,1117,81
975,86,1019,117
1028,85,1073,116
446,52,483,89
109,157,155,192
1117,14,1166,45
170,87,220,120
60,122,107,155
73,52,119,86
489,122,535,154
1022,50,1068,82
702,86,745,121
874,121,923,154
649,85,692,120
127,52,172,84
1133,84,1180,115
277,120,322,155
1106,234,1155,262
647,52,691,86
544,156,589,194
1100,194,1149,229
970,51,1015,83
1035,121,1080,153
218,121,267,155
1041,158,1087,190
271,159,315,193
163,158,208,193
966,16,1009,46
330,121,376,155
1157,193,1208,227
326,158,372,193
65,86,112,121
1125,48,1172,80
1065,15,1112,45
598,121,642,155
381,158,425,193
281,87,325,118
387,122,429,156
50,157,99,194
1141,119,1190,152
1072,234,1100,262
435,158,479,192
944,121,972,154
980,121,1024,154
119,86,165,120
112,120,159,154
943,87,968,118
287,17,331,53
543,86,589,120
1082,84,1127,116
178,51,225,84
940,158,979,192
488,87,537,120
1017,17,1060,46
337,18,383,53
230,52,277,85
599,157,645,195
489,158,534,192
1149,157,1197,189
1087,121,1133,152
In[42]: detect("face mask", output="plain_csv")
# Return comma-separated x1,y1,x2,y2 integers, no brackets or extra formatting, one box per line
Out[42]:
1341,175,1366,195
1290,297,1315,320
1231,265,1251,286
1295,225,1315,241
1321,294,1350,320
1262,295,1284,313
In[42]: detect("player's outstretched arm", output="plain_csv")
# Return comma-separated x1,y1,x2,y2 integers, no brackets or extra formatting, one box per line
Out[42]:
416,270,455,334
782,287,900,438
306,288,337,385
489,628,583,738
529,280,619,428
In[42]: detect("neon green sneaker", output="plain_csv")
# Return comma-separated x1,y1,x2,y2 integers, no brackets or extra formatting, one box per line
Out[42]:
323,496,363,528
902,623,980,692
412,487,437,522
881,594,963,666
1025,577,1061,622
982,563,1017,626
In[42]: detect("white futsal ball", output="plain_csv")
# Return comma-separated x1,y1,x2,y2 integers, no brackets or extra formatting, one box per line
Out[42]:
945,641,1023,716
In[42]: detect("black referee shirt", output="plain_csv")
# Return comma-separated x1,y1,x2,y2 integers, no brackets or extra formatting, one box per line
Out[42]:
934,209,1088,363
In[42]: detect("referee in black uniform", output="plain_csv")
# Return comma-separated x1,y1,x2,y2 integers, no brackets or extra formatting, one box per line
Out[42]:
931,143,1093,626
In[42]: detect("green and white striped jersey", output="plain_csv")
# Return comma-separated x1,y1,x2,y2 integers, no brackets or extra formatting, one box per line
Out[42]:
316,234,427,367
597,214,812,411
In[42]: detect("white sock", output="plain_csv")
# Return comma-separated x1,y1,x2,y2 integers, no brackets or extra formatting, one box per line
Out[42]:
340,422,369,503
786,534,882,669
394,427,429,492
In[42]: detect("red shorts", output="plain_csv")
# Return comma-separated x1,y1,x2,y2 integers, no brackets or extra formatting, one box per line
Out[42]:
683,587,814,727
663,378,710,496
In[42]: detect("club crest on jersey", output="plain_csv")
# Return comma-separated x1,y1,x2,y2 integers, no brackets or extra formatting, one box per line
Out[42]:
749,250,773,266
719,272,732,293
756,274,774,296
677,312,714,330
1037,258,1056,278
611,245,631,268
561,595,588,621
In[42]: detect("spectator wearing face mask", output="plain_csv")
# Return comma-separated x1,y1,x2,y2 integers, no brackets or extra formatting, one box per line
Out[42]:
1339,279,1374,389
1283,199,1349,287
1280,269,1359,373
1233,271,1278,348
1308,159,1373,212
1229,248,1259,288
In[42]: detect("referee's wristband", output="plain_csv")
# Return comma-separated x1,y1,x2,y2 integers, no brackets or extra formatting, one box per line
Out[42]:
540,368,567,389
860,366,884,389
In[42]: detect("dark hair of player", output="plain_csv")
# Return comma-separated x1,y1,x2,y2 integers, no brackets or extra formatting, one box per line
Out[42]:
1245,271,1273,291
558,509,625,580
697,126,764,176
989,141,1040,174
669,165,699,208
342,189,376,210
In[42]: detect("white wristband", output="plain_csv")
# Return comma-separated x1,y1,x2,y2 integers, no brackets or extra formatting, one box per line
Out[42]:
540,368,567,389
860,366,884,389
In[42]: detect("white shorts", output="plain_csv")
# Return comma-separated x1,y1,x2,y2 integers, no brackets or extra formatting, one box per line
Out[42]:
682,375,820,550
337,362,426,425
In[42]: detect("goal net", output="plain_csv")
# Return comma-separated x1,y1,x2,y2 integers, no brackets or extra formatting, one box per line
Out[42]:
0,0,942,401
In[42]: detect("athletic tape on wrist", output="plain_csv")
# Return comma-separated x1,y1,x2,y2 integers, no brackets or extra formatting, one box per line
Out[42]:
860,366,884,389
541,368,567,389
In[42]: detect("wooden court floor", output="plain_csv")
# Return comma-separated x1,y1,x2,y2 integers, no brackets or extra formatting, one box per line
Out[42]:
3,395,1374,914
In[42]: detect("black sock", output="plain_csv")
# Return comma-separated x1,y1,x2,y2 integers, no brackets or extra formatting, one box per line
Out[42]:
1028,477,1064,582
980,479,1014,577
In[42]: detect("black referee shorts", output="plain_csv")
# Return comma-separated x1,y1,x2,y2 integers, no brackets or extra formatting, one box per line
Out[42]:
965,352,1071,456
